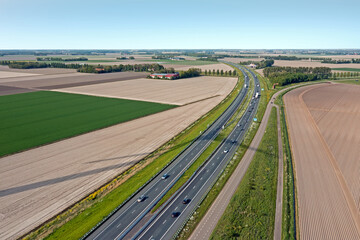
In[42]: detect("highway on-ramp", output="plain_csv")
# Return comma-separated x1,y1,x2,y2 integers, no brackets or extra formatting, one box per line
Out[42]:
85,65,251,240
135,64,261,240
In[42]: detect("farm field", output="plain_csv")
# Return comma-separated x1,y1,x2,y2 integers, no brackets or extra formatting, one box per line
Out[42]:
0,71,147,91
0,65,78,74
0,91,176,157
274,60,360,69
0,70,40,79
175,63,233,71
284,83,360,239
0,75,237,239
54,76,237,105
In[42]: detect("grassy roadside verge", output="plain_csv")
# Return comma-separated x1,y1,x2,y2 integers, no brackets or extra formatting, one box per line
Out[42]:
210,107,278,239
176,68,271,240
152,73,252,212
23,77,241,240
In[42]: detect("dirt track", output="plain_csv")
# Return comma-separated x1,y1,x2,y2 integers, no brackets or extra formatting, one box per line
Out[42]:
0,76,236,239
284,83,360,239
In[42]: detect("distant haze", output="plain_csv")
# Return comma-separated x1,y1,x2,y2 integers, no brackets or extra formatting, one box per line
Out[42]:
0,0,359,49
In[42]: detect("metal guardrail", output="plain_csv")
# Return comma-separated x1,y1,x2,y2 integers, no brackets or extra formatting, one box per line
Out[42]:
81,65,247,240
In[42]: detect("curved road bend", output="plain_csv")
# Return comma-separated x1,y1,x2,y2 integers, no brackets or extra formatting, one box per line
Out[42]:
189,82,292,240
85,66,250,240
135,66,261,240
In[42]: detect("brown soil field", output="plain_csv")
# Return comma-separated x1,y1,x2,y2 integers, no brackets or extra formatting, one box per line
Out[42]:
274,60,360,69
0,70,40,79
54,76,236,105
0,65,78,74
173,63,233,72
0,77,236,239
0,72,147,90
284,83,360,239
0,85,37,96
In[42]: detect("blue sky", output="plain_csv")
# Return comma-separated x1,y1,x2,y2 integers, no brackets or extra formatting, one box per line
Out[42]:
0,0,359,49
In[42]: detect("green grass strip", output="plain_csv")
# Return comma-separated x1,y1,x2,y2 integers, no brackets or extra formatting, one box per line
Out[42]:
210,107,278,239
331,68,360,72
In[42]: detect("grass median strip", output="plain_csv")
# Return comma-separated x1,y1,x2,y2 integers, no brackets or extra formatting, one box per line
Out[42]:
24,77,241,240
210,107,278,239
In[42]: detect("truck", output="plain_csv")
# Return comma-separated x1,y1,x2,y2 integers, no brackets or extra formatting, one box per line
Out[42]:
255,92,259,98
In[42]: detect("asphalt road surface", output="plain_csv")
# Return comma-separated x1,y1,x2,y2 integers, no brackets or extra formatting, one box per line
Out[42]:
135,64,261,240
85,65,251,240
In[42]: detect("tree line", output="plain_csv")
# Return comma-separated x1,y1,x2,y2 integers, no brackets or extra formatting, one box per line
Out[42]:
239,59,274,69
263,66,332,86
0,60,166,74
116,56,135,60
203,69,237,77
321,58,360,64
36,57,88,61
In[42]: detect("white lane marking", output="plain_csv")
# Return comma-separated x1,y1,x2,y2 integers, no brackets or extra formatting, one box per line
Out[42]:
131,210,136,214
162,220,167,225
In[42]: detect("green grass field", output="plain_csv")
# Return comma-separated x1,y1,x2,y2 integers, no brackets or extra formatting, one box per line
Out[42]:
210,107,278,239
0,91,175,157
332,68,360,72
142,59,217,65
335,79,360,85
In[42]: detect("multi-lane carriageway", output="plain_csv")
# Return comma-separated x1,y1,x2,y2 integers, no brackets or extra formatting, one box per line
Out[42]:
85,63,260,240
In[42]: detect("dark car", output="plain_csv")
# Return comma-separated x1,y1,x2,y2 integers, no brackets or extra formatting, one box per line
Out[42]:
161,173,169,180
137,195,146,202
182,198,190,204
171,212,180,218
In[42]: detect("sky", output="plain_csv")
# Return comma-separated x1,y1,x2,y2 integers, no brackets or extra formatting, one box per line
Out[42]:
0,0,359,49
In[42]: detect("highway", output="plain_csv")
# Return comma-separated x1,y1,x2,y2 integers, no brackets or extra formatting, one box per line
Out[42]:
135,64,261,240
85,65,251,240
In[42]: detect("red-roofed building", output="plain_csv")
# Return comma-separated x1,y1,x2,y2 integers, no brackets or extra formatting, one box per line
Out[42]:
150,72,180,79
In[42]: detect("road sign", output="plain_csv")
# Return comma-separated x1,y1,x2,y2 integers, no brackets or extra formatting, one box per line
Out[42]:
261,88,264,91
253,118,257,122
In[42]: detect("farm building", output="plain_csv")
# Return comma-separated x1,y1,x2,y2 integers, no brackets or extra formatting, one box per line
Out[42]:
248,63,257,68
169,57,185,61
150,72,180,79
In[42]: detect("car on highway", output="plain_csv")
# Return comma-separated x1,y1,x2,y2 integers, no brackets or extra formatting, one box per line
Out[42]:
161,173,169,180
171,212,180,218
232,140,236,143
182,198,190,204
223,149,229,153
137,195,146,202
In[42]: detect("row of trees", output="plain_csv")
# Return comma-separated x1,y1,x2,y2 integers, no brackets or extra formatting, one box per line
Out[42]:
36,57,88,61
239,59,274,69
79,63,166,73
0,60,166,74
263,66,332,86
0,61,84,69
321,58,360,64
332,71,360,78
203,69,237,77
178,68,201,78
116,56,135,60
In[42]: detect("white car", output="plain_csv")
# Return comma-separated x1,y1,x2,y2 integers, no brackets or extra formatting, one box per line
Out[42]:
224,149,229,153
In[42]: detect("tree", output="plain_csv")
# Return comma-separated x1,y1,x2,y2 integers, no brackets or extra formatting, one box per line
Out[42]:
216,69,220,75
233,70,237,76
213,69,215,75
205,69,208,75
